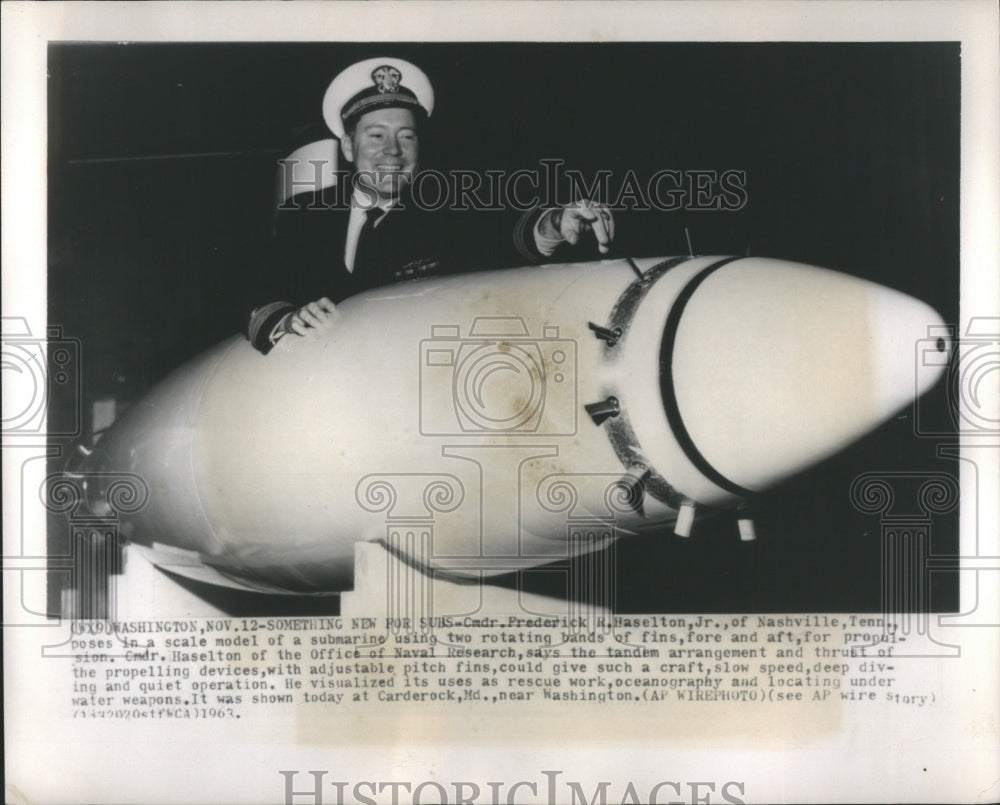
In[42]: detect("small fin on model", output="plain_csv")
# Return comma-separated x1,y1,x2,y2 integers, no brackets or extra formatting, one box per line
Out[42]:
737,517,757,542
674,502,696,537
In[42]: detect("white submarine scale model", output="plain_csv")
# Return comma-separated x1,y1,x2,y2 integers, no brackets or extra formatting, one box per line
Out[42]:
77,255,951,595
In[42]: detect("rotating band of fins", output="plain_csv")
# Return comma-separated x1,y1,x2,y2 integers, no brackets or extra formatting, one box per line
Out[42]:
600,256,696,510
659,257,755,499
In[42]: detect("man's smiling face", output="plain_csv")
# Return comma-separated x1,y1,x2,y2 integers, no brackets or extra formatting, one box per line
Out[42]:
341,106,419,205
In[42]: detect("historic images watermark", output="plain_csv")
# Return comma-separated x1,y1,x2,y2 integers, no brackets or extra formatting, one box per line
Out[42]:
278,159,748,213
278,770,747,805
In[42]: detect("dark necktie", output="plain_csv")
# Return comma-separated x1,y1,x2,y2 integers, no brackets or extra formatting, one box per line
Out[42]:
352,207,387,278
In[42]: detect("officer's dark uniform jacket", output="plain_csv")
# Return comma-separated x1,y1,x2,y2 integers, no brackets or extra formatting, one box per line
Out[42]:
247,180,545,353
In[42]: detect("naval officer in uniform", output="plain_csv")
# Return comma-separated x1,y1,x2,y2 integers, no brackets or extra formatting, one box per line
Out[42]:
248,57,614,354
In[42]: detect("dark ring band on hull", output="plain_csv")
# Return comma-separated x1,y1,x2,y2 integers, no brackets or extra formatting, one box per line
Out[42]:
659,256,755,498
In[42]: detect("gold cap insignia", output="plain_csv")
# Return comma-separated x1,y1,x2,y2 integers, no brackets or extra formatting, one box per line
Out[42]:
372,65,402,94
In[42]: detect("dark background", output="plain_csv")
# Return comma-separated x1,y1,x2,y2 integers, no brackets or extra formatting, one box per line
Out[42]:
47,42,960,614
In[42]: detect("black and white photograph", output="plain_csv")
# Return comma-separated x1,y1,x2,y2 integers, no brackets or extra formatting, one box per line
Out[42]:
43,39,961,618
4,2,998,804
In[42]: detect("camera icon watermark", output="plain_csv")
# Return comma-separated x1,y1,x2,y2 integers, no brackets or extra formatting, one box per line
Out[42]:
915,317,999,437
1,317,81,438
419,317,577,436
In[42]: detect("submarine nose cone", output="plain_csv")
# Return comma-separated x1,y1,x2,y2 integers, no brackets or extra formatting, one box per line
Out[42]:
666,258,951,493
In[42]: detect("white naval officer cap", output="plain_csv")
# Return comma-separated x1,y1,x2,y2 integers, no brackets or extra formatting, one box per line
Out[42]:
322,57,434,140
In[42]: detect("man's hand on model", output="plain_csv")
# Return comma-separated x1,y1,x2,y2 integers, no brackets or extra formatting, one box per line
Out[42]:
537,200,615,255
284,297,340,339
